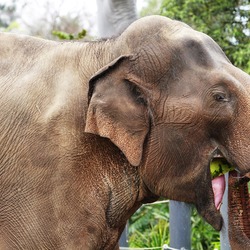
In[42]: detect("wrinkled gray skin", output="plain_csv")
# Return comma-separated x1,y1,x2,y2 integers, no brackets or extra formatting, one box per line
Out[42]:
1,16,250,249
96,0,137,37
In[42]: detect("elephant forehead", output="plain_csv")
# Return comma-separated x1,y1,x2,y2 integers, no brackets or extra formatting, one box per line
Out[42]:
161,26,228,68
132,32,228,88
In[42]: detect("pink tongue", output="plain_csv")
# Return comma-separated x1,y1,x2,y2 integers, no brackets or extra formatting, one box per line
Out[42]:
212,175,225,210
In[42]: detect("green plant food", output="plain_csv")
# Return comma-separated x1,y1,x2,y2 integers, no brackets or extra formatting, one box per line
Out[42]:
210,158,234,179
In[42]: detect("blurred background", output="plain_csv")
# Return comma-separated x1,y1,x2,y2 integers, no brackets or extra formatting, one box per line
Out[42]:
0,0,145,38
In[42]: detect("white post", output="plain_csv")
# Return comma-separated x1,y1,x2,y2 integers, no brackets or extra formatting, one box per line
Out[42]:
220,173,231,249
119,224,128,247
169,201,191,249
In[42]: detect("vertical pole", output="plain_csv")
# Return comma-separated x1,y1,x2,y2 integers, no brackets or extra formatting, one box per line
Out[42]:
169,201,191,249
119,223,128,247
220,173,231,249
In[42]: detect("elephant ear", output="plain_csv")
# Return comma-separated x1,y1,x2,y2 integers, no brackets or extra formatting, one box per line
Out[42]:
85,55,150,166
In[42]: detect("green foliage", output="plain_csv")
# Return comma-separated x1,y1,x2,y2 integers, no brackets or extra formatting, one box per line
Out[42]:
160,0,250,73
129,220,169,248
52,29,87,40
129,202,170,248
191,209,220,250
3,21,19,32
140,0,162,17
128,202,220,249
0,0,20,32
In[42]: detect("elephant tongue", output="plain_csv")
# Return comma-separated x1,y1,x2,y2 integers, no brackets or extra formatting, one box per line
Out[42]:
212,175,226,210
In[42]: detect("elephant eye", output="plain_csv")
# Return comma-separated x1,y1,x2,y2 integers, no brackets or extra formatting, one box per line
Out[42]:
213,92,229,102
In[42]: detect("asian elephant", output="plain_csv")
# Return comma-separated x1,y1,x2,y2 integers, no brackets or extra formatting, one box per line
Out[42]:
1,15,250,249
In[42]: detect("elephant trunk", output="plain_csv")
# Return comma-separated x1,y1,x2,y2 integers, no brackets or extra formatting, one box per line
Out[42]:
228,171,250,249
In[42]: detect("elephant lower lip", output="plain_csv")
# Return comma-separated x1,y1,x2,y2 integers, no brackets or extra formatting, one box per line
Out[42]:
212,175,225,210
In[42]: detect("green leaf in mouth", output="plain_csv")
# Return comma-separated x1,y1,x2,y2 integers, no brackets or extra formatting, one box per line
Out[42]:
210,158,234,179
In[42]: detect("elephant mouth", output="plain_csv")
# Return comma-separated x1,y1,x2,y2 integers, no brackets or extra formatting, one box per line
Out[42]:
210,153,227,211
210,149,241,211
210,150,249,211
198,151,232,230
210,152,250,247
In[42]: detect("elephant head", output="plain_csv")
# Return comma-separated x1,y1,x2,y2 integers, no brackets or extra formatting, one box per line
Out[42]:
85,16,250,231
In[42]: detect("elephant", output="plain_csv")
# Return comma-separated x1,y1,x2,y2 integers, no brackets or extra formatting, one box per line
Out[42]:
1,15,250,249
96,0,138,37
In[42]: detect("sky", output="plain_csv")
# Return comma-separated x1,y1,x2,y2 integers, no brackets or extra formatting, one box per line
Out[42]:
4,0,146,37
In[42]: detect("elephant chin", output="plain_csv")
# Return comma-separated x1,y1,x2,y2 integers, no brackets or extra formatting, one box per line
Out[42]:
195,174,224,231
196,197,223,231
